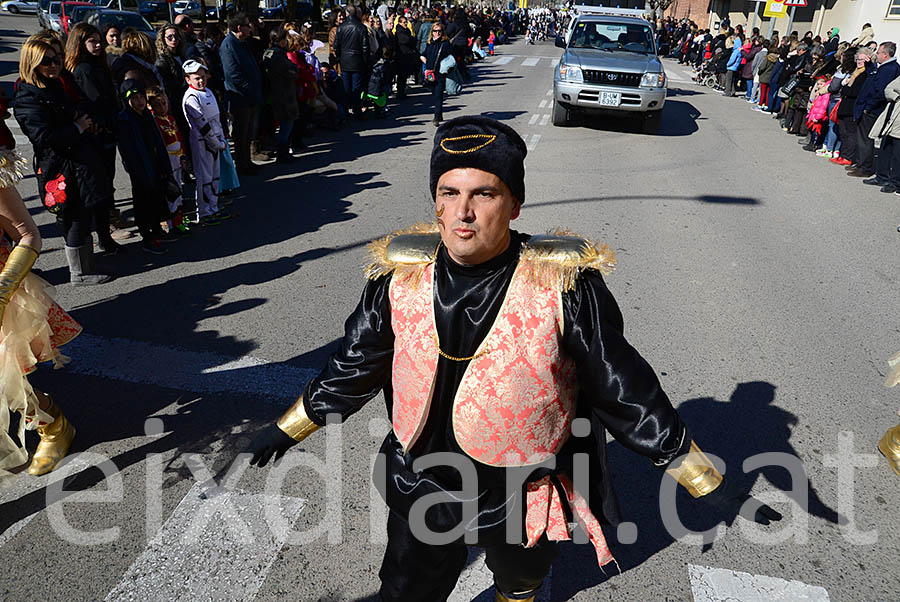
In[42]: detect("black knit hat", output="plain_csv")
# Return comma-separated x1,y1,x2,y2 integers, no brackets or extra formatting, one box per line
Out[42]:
430,115,527,204
120,78,146,102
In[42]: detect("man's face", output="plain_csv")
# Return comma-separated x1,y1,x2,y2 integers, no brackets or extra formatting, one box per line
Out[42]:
435,168,520,266
235,20,251,40
877,46,891,64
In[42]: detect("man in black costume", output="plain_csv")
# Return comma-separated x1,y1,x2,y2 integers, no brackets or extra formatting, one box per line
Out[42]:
247,116,781,602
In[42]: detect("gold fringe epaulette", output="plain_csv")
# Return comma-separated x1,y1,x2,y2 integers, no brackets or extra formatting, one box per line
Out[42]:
364,222,441,285
0,149,26,189
520,228,617,292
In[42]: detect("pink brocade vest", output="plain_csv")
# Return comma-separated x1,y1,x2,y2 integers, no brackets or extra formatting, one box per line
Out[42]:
389,259,578,466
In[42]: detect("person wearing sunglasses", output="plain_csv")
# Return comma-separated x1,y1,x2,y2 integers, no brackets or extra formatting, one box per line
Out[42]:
14,34,114,286
420,22,452,125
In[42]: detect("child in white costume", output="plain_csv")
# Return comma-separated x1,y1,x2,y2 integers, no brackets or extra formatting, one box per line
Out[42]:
181,60,230,225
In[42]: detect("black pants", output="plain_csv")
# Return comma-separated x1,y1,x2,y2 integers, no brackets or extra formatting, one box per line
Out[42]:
378,512,558,602
429,76,445,120
875,135,900,185
838,117,859,163
57,202,93,247
856,110,879,172
232,106,257,169
132,185,166,240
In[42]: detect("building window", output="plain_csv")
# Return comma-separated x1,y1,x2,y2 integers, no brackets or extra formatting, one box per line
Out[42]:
889,0,900,18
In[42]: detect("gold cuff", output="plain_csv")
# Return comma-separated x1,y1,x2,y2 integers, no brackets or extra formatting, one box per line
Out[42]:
0,244,38,326
665,440,724,498
276,395,321,442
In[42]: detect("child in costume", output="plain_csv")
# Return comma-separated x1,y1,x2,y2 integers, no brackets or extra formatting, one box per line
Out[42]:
146,86,190,235
181,60,230,226
0,93,80,480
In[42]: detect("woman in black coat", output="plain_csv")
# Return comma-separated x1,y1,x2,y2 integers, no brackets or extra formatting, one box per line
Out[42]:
66,22,123,254
837,50,871,167
14,35,113,285
421,23,453,125
393,15,419,99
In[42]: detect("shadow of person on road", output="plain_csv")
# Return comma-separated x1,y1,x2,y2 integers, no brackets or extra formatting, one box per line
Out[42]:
549,380,842,601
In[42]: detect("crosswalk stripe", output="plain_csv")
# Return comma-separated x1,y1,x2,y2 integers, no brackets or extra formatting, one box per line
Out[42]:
538,99,548,109
689,565,830,602
105,483,305,601
551,58,559,67
493,56,514,65
539,114,550,126
529,114,540,125
521,57,540,67
546,89,552,96
527,134,541,151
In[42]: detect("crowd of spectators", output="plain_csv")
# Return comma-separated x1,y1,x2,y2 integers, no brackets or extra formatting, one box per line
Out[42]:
9,3,524,284
666,19,900,199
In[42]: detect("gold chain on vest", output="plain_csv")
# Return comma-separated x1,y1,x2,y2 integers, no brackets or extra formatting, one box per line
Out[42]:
432,335,490,362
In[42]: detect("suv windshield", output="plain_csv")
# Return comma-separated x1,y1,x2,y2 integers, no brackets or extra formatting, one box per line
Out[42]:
569,21,654,54
99,11,152,30
49,2,60,14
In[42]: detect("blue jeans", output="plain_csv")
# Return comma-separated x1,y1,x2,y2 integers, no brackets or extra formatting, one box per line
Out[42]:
276,119,294,146
430,75,445,120
767,85,782,113
823,120,840,152
342,70,364,111
745,79,754,99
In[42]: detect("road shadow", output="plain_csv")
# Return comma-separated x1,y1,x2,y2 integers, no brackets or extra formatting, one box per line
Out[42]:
573,99,700,137
549,380,842,600
525,193,760,209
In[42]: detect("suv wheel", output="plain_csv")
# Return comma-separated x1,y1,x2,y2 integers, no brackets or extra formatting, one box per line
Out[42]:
8,5,19,13
641,110,661,135
552,99,568,127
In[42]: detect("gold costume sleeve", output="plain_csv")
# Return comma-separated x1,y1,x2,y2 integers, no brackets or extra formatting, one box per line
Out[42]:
665,440,724,498
276,395,321,442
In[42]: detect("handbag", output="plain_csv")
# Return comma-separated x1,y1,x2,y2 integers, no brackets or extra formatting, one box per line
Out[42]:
439,53,457,74
778,74,799,99
219,144,240,193
829,99,841,123
424,69,436,82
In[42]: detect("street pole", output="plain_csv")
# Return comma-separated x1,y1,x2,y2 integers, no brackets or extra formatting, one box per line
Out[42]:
786,4,795,36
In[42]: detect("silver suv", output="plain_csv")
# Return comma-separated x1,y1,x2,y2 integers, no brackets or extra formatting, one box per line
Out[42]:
553,14,666,133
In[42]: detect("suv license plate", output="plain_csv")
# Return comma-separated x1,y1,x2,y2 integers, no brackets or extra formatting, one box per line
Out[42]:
599,92,621,107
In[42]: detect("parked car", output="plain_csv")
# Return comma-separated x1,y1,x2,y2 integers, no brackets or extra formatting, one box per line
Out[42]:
44,0,62,30
68,3,97,25
139,0,164,19
86,9,156,39
172,0,198,17
60,0,93,33
262,0,313,20
204,1,232,18
1,0,39,14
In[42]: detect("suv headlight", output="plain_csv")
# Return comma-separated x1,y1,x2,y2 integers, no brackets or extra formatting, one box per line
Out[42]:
640,72,666,88
559,63,583,83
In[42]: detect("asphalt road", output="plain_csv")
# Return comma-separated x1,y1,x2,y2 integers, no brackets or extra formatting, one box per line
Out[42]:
1,13,899,602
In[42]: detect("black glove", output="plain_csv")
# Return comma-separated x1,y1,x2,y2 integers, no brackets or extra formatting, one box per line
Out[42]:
246,424,299,467
701,478,783,525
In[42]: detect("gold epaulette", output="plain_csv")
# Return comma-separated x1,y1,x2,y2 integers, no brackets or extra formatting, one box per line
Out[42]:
364,222,441,284
0,149,26,190
520,229,617,292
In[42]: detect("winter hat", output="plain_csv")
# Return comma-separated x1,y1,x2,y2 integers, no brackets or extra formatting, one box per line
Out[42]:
120,78,146,101
182,59,207,74
430,115,527,203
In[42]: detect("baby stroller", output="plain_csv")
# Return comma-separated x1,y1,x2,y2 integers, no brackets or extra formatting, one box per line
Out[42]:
693,58,718,89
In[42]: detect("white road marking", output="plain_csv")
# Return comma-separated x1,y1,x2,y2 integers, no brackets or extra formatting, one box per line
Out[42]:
539,114,550,126
529,114,540,125
667,72,686,82
521,57,540,67
105,482,305,601
0,514,37,549
551,58,560,67
689,565,831,602
65,333,319,402
538,99,548,109
493,56,514,65
546,89,553,96
527,135,541,151
451,550,551,601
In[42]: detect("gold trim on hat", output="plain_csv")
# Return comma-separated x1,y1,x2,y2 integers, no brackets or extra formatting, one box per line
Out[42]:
440,134,497,154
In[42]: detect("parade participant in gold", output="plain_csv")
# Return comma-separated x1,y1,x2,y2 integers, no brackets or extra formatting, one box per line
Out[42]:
0,94,80,480
247,116,781,602
880,352,900,476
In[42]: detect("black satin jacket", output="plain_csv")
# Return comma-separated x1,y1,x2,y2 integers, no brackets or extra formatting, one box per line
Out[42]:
301,231,688,532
